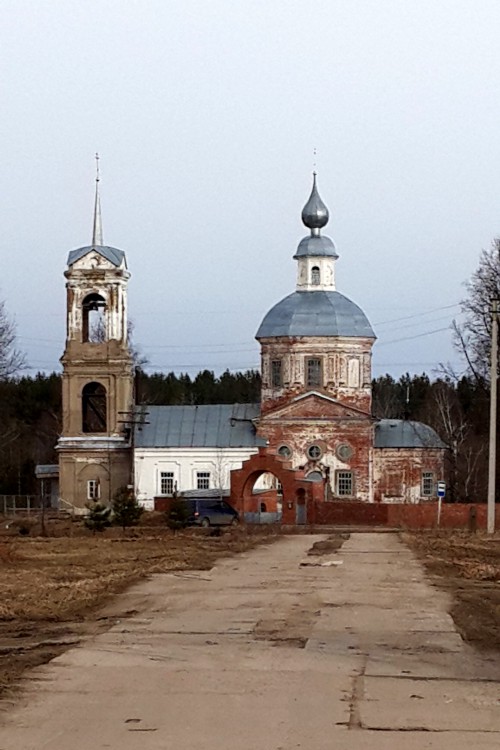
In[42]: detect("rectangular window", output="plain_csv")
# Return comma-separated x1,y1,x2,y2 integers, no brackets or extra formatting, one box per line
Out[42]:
421,472,434,497
197,472,210,490
87,479,100,501
271,359,283,388
306,358,322,387
336,471,353,496
160,471,174,495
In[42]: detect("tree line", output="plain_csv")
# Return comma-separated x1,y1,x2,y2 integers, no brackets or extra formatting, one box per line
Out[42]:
1,236,499,500
0,369,261,494
0,368,492,501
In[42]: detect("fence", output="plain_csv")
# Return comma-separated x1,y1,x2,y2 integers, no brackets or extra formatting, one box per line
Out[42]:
312,501,500,530
0,495,48,515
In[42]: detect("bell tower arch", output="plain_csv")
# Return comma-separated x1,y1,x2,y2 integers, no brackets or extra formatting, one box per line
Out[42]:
57,158,134,510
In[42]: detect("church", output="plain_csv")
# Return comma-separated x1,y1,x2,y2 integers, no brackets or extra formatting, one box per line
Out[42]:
55,171,446,522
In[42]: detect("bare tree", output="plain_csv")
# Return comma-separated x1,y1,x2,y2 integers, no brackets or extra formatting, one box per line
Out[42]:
453,238,500,382
213,449,229,500
0,298,25,379
422,380,487,501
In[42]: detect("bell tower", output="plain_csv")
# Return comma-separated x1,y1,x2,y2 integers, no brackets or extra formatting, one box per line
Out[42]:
57,157,134,510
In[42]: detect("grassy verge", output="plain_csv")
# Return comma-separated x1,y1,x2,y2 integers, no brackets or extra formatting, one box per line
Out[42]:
404,530,500,652
0,525,280,695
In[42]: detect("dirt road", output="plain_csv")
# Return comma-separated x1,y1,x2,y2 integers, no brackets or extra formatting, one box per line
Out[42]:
0,533,499,749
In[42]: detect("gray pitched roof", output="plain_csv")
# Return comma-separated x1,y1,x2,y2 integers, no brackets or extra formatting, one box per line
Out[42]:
256,290,375,339
134,404,266,448
67,244,125,268
374,420,446,449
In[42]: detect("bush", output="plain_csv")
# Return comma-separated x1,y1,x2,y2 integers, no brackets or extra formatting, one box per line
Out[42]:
166,497,190,532
112,487,144,530
84,502,112,533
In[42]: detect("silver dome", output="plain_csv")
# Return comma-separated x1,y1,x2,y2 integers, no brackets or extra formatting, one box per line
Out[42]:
301,173,329,230
256,291,375,339
293,234,338,259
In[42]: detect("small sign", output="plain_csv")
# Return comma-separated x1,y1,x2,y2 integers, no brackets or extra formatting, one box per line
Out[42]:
437,481,446,498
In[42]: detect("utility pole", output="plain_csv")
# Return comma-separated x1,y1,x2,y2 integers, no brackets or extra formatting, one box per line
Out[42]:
487,299,498,534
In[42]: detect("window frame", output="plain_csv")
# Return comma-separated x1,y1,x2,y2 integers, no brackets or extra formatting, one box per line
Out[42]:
421,471,435,497
159,471,175,496
311,266,321,285
271,359,283,388
196,471,211,490
87,479,100,501
336,443,353,462
306,357,322,387
307,444,323,461
82,381,107,433
277,444,292,459
336,470,354,497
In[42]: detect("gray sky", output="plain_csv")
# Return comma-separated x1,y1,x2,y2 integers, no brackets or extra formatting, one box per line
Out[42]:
2,0,500,380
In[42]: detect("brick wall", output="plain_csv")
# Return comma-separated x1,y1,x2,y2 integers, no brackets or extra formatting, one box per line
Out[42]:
312,501,500,529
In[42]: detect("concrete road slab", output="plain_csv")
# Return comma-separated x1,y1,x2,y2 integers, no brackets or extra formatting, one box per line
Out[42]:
360,675,500,731
0,532,498,749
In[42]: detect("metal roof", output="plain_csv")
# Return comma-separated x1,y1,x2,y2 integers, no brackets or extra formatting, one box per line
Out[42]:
374,420,446,449
134,404,266,449
293,234,338,259
67,244,125,268
35,464,59,478
256,290,375,339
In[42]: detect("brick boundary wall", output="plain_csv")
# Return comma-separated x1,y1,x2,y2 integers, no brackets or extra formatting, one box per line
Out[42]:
312,501,500,530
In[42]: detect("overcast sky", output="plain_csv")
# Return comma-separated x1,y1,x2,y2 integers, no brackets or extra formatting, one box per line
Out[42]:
2,0,500,380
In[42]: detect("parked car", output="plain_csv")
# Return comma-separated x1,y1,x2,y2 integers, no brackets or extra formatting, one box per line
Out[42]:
183,498,239,527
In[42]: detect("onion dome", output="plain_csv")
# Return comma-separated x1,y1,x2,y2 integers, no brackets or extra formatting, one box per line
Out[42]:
301,172,329,232
255,173,375,340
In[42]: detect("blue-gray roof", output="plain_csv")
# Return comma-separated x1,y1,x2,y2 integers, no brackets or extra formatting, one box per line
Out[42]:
67,244,125,268
35,464,59,478
256,291,375,339
134,404,266,448
374,420,446,449
293,234,338,259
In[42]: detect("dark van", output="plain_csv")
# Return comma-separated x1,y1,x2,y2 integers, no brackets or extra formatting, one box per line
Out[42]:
184,498,239,527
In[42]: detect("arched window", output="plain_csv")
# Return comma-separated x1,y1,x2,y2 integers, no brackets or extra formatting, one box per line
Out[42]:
307,470,323,482
311,266,320,285
82,293,106,343
82,382,107,433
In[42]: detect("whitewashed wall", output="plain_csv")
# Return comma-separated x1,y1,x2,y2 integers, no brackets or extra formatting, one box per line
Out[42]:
134,447,258,504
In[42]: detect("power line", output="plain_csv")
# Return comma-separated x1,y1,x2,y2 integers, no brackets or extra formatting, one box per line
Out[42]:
376,326,451,346
373,303,460,326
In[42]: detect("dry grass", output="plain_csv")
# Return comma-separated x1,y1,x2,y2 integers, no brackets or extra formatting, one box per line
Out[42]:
0,523,281,696
0,527,278,622
404,530,500,652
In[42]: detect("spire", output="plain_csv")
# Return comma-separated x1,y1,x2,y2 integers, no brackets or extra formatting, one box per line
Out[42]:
92,152,103,246
301,172,329,236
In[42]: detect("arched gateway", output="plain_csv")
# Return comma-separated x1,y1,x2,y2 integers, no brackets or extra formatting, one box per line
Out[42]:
230,447,325,525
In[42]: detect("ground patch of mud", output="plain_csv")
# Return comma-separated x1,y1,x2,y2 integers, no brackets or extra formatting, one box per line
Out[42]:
307,533,350,556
